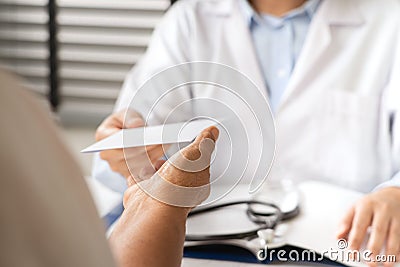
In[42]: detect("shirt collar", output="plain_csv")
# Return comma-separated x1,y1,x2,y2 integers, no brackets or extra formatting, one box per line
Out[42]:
240,0,322,27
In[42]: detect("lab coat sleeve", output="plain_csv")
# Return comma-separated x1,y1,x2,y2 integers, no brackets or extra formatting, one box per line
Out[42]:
374,16,400,192
92,1,194,216
114,1,192,112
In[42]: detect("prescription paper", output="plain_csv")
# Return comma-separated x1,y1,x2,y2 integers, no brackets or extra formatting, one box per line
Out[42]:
81,119,217,153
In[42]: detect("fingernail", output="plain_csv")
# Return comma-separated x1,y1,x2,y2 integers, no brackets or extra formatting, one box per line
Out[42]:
210,127,219,140
336,226,344,236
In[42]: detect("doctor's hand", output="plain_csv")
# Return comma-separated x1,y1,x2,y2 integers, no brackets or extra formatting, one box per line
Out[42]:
95,109,165,178
337,187,400,266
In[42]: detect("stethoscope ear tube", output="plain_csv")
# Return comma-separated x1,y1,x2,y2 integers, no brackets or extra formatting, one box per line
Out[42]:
248,203,300,222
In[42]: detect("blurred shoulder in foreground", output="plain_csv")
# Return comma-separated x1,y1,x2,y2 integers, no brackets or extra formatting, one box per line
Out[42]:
0,69,116,267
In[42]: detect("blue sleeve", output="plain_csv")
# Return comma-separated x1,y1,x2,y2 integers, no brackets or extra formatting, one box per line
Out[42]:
92,153,127,194
92,153,126,227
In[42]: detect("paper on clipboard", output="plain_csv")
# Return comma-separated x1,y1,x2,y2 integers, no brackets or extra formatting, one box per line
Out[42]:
81,119,217,153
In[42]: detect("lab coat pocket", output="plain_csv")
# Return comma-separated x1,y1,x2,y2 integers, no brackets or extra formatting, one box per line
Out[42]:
314,89,381,191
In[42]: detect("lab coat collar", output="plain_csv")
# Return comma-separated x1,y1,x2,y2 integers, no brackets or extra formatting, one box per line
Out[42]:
324,0,365,26
218,0,269,99
200,0,365,25
239,0,321,27
198,0,366,110
198,0,234,16
277,0,366,113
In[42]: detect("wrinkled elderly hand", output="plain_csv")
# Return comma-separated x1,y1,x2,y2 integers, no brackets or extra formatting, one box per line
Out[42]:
337,187,400,266
110,126,219,267
123,125,219,211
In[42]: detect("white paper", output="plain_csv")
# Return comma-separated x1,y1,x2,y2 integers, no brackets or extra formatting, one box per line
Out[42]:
81,119,217,153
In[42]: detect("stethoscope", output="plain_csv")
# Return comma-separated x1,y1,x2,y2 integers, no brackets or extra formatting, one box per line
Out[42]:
185,200,300,242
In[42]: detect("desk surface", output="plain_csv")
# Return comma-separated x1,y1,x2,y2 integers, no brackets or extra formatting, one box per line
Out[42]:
182,258,261,266
181,181,363,267
87,179,393,267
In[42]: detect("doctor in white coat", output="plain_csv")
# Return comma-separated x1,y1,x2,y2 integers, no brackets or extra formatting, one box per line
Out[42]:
93,0,400,264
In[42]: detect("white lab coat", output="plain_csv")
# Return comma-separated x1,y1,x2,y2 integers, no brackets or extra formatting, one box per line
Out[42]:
93,0,400,199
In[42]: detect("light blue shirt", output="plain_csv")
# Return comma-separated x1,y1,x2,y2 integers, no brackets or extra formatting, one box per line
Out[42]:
240,0,321,112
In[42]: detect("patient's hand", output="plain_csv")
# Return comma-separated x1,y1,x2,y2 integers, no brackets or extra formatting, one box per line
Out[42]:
110,126,219,267
123,125,219,210
337,187,400,267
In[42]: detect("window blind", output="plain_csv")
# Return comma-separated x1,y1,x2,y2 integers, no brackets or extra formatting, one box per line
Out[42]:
57,0,170,125
0,0,49,96
0,0,170,125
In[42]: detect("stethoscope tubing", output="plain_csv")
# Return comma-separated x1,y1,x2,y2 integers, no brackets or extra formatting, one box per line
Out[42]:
186,200,299,241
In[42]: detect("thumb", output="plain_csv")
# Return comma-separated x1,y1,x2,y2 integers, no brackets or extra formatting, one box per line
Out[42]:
193,125,219,144
168,126,219,173
185,125,219,161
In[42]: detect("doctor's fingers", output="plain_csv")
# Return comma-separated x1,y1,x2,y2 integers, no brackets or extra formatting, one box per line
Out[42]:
337,206,355,239
100,145,165,175
383,219,400,267
100,144,164,161
126,160,166,187
104,157,131,178
125,159,168,188
124,145,167,166
367,208,391,267
108,156,160,179
136,160,167,182
347,202,373,251
95,109,144,141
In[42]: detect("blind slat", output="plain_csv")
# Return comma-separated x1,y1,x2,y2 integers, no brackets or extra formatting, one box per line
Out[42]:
60,68,128,82
0,0,49,98
58,0,169,116
58,32,150,47
0,0,170,125
58,15,161,29
0,0,47,7
0,29,48,42
60,51,140,65
62,86,120,99
57,0,169,11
